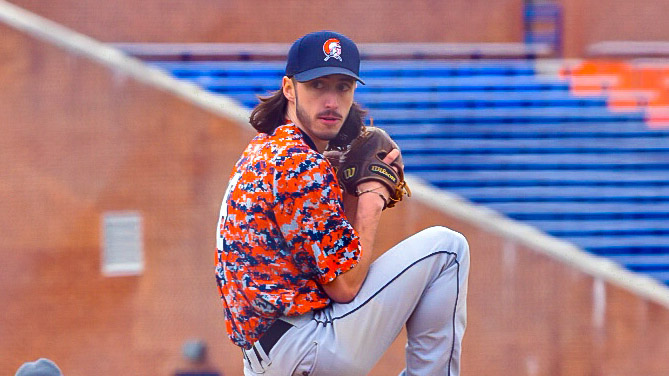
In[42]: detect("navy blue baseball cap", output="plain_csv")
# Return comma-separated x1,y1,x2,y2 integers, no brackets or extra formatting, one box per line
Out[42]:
285,30,365,84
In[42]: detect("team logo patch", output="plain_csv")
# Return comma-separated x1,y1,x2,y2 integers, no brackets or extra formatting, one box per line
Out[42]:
369,164,397,183
342,167,356,179
323,38,342,62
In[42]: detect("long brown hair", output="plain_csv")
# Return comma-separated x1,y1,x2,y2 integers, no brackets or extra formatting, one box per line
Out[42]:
248,88,367,150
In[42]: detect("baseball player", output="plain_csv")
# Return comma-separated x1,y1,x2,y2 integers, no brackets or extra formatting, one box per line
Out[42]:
215,30,469,376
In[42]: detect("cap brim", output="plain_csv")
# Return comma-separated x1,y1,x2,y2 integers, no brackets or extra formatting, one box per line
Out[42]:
293,67,365,85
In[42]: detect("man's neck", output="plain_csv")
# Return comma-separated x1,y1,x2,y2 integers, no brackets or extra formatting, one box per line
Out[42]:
297,126,327,153
286,114,327,153
293,123,325,153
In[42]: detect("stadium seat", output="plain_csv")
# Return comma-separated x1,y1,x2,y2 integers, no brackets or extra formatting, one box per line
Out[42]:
145,57,669,286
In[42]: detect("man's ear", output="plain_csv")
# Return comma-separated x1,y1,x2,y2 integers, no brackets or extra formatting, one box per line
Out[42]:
282,76,296,102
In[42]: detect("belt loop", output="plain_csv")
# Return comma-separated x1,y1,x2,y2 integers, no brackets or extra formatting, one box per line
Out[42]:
254,341,272,367
243,346,266,373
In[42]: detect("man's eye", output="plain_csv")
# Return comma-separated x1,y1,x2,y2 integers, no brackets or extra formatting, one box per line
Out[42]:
338,83,352,92
311,81,324,89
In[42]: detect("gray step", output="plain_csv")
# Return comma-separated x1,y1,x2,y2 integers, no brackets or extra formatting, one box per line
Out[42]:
484,202,669,215
383,123,667,138
182,75,569,91
398,136,669,153
523,219,669,233
444,186,669,202
367,108,644,124
563,235,669,250
416,170,669,185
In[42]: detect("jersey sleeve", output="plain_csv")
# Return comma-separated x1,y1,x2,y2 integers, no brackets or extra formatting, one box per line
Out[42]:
272,148,361,285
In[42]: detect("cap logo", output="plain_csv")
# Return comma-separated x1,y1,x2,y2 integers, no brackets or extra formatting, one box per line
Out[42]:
323,38,342,62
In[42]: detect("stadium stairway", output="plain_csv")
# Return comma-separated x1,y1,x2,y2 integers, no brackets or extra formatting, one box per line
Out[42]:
145,57,669,286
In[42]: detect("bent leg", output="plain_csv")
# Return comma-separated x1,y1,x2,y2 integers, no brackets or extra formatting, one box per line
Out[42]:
403,235,469,376
313,226,470,376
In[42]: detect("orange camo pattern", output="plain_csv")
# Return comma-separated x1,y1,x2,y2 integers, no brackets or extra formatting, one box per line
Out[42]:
215,124,361,349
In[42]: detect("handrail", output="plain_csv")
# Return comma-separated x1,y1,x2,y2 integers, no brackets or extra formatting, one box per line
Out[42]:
0,0,251,125
407,176,669,309
588,41,669,58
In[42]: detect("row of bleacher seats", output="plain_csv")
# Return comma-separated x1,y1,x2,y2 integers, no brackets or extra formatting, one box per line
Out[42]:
145,56,669,285
215,92,609,110
197,76,572,94
152,60,539,78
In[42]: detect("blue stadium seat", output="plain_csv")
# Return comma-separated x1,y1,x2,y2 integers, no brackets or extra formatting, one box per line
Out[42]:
151,60,539,78
384,122,668,139
227,91,608,109
440,186,669,203
523,218,669,233
175,76,572,95
398,136,666,154
146,57,669,286
367,107,644,124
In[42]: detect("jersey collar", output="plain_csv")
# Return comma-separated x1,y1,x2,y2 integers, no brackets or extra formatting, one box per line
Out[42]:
281,120,319,153
296,128,319,152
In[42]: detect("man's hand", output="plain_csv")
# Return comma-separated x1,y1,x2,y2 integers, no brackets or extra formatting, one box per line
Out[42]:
355,148,400,209
335,127,410,210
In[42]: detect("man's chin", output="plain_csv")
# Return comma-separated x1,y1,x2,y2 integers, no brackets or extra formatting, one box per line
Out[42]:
310,122,342,140
314,129,341,142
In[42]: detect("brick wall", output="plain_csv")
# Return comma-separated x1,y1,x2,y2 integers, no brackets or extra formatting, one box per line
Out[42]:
12,0,669,56
379,200,669,375
0,22,250,375
3,11,669,375
558,0,667,57
7,0,524,44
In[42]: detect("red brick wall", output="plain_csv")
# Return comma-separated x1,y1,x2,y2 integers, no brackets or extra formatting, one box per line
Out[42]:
379,201,669,376
0,22,250,376
559,0,668,57
11,0,669,57
7,0,524,43
3,13,669,376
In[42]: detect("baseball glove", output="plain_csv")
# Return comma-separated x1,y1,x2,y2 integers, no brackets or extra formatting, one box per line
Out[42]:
327,126,411,209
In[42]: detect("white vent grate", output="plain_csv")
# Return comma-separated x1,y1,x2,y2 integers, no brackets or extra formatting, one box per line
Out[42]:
102,211,144,276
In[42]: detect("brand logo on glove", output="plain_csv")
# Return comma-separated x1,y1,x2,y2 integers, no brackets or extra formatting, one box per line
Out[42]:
343,167,356,180
369,164,397,183
323,38,342,61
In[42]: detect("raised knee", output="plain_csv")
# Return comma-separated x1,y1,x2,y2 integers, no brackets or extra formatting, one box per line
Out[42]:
423,226,467,247
422,226,469,259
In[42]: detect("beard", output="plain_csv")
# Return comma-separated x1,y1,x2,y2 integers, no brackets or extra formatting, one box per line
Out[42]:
295,97,342,141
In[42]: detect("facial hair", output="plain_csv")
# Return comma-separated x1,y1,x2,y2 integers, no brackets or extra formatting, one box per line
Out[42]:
295,91,342,141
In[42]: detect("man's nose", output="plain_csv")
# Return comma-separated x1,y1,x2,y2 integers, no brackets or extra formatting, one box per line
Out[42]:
323,91,339,109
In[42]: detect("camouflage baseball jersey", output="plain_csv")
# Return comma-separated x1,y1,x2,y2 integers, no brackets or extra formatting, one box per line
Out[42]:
215,123,361,349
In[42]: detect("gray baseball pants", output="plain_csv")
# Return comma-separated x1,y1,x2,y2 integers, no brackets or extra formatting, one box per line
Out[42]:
242,226,470,376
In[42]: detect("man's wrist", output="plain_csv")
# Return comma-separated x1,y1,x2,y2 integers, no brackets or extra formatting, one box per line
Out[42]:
356,189,388,210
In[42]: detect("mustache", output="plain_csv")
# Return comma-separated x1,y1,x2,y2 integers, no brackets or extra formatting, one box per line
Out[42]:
317,110,343,119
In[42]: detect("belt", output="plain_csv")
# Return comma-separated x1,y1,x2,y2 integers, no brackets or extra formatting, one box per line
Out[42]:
258,319,293,355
